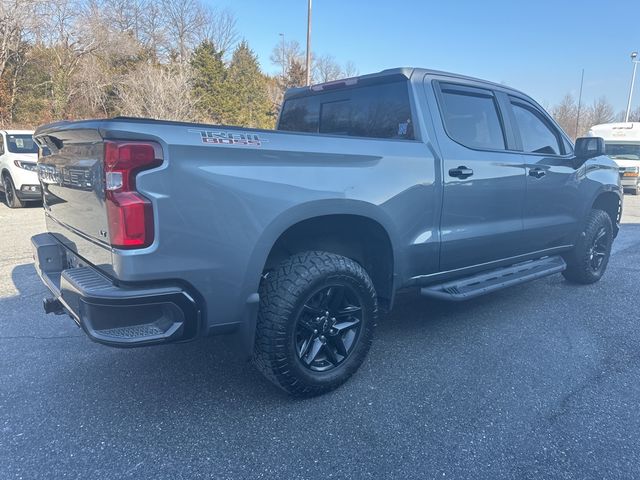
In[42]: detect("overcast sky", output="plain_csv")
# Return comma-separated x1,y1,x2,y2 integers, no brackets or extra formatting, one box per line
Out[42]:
216,0,639,113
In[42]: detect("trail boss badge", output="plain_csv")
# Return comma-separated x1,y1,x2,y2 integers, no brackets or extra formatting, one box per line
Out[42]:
190,129,267,147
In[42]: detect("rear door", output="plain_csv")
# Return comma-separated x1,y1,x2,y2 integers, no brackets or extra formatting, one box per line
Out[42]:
506,96,579,252
432,80,527,271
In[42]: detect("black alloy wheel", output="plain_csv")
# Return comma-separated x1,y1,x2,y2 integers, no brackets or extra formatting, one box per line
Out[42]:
295,284,363,372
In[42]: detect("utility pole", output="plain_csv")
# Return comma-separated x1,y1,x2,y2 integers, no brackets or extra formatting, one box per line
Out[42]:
575,69,584,139
305,0,312,86
625,51,639,122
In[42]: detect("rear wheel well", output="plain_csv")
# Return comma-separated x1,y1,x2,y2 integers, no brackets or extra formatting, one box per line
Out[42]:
592,192,621,236
263,215,395,309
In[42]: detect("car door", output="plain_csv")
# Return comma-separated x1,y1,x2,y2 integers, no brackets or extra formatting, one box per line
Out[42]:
432,81,527,271
506,96,580,253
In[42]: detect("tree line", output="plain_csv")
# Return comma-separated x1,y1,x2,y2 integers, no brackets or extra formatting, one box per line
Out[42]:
550,94,640,140
1,0,637,134
0,0,356,129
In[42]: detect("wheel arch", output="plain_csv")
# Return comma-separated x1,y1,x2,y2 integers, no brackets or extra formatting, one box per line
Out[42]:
235,200,400,358
250,200,400,306
591,189,622,237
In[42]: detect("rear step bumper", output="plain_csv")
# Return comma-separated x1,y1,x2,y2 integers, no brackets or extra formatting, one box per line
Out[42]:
420,256,567,302
31,233,200,347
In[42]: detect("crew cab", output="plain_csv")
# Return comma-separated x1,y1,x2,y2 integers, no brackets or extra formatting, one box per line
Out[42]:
0,130,41,208
30,68,622,396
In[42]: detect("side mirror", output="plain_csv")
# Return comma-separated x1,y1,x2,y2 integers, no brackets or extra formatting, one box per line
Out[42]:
575,136,605,159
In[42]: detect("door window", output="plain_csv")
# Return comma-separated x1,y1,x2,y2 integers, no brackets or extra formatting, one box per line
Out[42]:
438,85,506,151
511,101,562,155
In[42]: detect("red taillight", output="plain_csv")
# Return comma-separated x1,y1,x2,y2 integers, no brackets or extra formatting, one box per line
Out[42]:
104,141,162,249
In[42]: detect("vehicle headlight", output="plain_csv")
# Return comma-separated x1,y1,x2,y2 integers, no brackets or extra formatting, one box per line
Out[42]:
13,160,38,172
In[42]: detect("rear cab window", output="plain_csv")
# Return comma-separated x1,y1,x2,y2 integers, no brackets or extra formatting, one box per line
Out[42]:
278,79,415,140
436,83,506,151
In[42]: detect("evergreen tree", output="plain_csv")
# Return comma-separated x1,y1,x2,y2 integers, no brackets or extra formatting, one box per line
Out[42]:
224,40,271,128
285,59,307,89
190,40,227,123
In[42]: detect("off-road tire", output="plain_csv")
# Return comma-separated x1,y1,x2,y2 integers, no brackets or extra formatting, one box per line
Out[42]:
253,251,377,397
562,209,613,284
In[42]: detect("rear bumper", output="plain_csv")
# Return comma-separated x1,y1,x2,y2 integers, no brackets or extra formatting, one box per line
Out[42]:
31,232,201,347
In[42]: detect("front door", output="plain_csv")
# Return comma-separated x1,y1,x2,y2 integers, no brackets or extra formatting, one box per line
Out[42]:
433,82,527,271
507,96,579,252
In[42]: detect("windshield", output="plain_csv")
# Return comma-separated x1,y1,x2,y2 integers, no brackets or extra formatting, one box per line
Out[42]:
605,143,640,160
6,134,38,154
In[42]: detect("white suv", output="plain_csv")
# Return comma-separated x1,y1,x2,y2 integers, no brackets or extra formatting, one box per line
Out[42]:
0,130,40,208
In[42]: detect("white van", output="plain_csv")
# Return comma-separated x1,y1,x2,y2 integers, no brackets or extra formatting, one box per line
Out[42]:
0,130,40,208
588,122,640,195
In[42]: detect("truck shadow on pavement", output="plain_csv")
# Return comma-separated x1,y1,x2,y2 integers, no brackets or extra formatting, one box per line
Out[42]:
3,262,565,407
5,222,639,413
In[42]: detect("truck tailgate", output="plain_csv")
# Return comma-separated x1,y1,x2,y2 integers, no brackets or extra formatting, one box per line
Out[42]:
36,128,113,272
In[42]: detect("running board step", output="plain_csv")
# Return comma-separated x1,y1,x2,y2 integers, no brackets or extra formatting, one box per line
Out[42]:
420,256,566,302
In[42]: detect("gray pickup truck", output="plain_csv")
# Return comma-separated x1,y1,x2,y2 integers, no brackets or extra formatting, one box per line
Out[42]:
31,68,622,396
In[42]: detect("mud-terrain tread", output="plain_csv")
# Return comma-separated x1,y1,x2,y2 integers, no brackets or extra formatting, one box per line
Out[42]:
562,209,613,285
253,251,377,397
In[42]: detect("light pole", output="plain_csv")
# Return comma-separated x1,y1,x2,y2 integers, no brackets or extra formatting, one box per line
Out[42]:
305,0,312,86
624,51,639,123
575,69,584,138
279,33,285,83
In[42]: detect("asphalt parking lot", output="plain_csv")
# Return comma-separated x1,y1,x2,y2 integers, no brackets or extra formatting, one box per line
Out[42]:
1,195,640,479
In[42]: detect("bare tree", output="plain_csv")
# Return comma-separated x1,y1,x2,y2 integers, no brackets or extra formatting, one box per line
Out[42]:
343,60,358,78
71,6,142,117
586,96,615,127
0,0,37,79
161,0,209,63
270,39,304,80
117,63,197,120
551,94,578,139
139,1,168,62
313,54,342,83
202,7,238,58
84,0,144,39
617,106,640,122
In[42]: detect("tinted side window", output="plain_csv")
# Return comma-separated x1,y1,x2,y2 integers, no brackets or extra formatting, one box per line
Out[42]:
439,86,505,150
278,80,414,140
511,102,562,155
0,135,4,156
